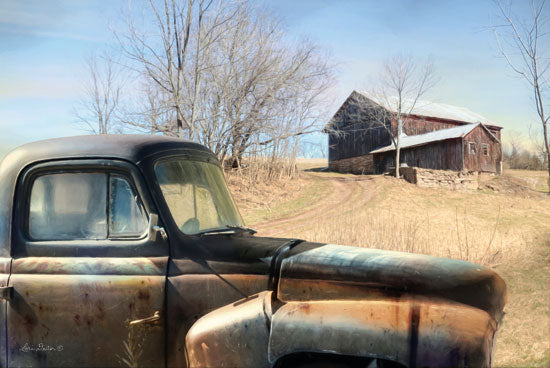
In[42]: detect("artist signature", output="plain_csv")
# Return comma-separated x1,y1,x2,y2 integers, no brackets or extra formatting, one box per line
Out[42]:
20,343,63,353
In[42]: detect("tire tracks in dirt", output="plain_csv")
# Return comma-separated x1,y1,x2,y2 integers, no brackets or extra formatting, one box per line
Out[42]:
254,173,379,237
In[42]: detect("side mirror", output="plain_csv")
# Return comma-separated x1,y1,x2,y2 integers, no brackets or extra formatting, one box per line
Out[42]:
148,213,168,241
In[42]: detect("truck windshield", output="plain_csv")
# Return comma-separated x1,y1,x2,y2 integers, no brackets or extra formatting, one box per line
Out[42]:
154,158,244,235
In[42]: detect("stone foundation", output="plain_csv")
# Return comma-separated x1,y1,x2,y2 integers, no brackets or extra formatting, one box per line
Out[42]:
328,154,374,174
400,167,479,190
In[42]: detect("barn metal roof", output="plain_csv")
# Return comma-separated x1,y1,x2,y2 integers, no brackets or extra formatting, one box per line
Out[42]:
370,122,499,153
357,91,497,126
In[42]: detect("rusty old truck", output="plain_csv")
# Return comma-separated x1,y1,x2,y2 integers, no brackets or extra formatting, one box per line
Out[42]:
0,135,506,368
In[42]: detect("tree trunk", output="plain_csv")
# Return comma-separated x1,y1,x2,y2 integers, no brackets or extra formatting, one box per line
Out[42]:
543,121,550,194
227,156,240,169
395,118,403,178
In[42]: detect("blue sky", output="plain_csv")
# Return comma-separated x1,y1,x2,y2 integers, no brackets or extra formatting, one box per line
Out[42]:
0,0,545,157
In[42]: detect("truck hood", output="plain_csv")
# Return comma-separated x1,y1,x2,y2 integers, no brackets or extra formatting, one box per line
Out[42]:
277,243,507,321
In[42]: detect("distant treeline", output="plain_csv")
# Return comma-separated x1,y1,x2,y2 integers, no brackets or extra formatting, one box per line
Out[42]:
503,147,547,170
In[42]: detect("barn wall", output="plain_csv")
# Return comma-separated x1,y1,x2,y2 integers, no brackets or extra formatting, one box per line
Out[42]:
328,93,392,162
487,127,501,141
399,116,462,135
373,139,463,173
328,122,390,162
391,116,502,141
463,126,501,173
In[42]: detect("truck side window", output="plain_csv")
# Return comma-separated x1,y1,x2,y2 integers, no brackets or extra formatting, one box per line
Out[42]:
109,176,148,237
28,172,147,241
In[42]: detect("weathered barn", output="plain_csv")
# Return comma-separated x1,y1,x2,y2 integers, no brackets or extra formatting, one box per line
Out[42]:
326,91,503,174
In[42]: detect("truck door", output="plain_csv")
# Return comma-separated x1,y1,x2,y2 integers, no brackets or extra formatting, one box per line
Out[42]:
151,156,272,367
7,160,169,367
0,255,11,366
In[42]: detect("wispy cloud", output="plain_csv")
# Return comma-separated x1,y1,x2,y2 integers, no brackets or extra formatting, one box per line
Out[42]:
0,58,84,99
1,26,103,42
0,0,111,42
0,4,54,29
0,80,79,99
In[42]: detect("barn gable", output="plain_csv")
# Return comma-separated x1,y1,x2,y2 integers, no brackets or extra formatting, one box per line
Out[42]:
326,92,392,163
462,124,502,173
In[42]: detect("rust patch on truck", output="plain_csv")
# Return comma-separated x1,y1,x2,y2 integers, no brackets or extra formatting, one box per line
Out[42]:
269,296,496,367
0,136,506,367
138,290,150,300
408,304,421,368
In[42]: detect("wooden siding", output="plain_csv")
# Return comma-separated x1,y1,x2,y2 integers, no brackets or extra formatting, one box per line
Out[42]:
327,93,503,173
463,125,501,173
392,116,462,136
328,95,392,161
487,127,501,141
328,123,391,161
373,139,463,173
393,116,502,140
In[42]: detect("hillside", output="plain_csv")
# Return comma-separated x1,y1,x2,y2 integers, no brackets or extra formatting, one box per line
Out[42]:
229,164,550,367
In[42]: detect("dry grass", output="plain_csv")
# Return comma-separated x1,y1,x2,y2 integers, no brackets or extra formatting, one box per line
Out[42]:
227,172,309,225
267,174,536,267
293,206,505,266
295,157,328,170
504,169,549,193
226,156,300,184
238,164,550,367
117,323,147,368
226,158,330,225
225,158,330,224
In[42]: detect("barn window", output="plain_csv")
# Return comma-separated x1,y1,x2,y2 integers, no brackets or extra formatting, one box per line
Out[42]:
469,142,476,155
482,144,488,156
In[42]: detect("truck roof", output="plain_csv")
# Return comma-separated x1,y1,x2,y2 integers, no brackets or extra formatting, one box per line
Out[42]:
2,134,215,167
0,134,217,257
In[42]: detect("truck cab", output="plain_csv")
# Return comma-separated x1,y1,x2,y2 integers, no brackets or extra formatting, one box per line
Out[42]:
0,135,506,367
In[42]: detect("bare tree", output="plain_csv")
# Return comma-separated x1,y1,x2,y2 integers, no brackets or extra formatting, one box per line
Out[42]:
493,0,550,191
503,130,524,167
376,56,437,177
114,0,333,168
118,80,178,135
74,52,123,134
116,0,212,139
529,125,549,168
328,56,436,178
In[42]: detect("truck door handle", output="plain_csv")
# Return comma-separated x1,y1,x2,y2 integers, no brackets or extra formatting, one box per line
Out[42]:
0,286,13,301
129,311,161,326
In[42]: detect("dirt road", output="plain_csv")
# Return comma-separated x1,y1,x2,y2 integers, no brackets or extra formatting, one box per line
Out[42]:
253,173,379,237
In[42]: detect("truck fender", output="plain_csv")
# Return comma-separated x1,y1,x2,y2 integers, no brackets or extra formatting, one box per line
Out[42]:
186,291,273,368
186,292,496,368
268,298,495,368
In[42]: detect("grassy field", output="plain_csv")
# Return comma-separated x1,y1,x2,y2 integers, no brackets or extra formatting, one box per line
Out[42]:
230,163,550,367
504,169,550,193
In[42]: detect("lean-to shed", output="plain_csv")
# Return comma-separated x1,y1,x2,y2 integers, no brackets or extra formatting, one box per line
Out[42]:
325,91,503,174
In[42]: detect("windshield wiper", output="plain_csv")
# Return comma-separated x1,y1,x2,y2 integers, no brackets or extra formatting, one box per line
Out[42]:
226,225,257,234
199,225,257,236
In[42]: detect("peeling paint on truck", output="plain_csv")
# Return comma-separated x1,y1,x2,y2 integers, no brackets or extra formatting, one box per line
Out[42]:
0,135,506,367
